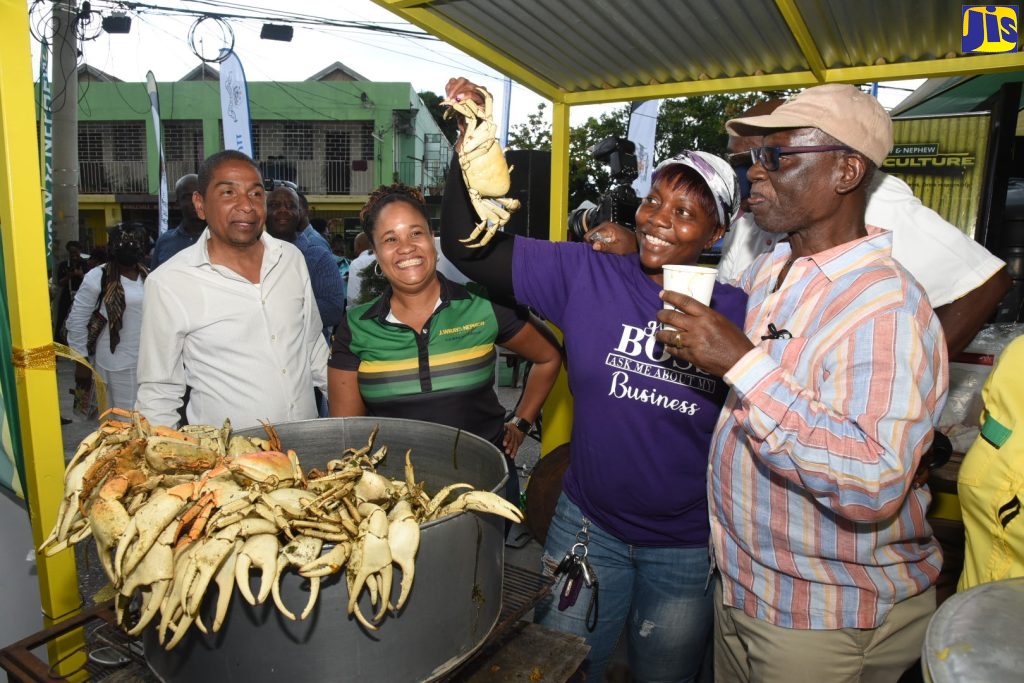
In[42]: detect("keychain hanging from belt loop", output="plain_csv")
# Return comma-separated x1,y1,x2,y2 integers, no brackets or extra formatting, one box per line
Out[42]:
553,517,600,631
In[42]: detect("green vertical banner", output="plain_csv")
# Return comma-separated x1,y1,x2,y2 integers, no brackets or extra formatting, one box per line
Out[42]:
39,39,53,260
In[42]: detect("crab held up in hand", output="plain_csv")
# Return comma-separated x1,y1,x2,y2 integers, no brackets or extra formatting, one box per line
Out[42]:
442,85,520,248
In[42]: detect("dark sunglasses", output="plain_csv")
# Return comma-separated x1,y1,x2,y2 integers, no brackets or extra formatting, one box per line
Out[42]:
729,144,854,172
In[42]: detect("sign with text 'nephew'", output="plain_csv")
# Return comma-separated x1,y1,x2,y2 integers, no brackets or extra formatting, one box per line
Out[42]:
884,114,991,238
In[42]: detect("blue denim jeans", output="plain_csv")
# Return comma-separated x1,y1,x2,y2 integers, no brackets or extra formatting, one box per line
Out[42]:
534,493,713,682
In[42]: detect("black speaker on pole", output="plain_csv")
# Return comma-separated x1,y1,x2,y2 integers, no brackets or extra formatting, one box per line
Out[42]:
503,150,552,240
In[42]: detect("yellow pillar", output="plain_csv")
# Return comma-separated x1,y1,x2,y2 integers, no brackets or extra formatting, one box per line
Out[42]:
539,100,574,456
0,1,85,676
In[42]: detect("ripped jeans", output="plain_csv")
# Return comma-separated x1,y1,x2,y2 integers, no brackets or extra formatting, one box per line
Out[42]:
533,493,713,683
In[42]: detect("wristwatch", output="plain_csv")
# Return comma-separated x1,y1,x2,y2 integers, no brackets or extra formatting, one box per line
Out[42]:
508,416,532,434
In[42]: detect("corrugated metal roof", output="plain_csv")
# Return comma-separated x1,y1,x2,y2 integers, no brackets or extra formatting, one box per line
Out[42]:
373,0,1024,104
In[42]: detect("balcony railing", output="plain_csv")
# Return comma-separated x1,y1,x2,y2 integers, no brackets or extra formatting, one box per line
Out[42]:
77,158,452,197
258,159,380,195
79,160,149,194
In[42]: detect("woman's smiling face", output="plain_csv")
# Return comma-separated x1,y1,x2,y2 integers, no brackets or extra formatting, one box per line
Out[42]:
634,169,724,277
371,200,438,291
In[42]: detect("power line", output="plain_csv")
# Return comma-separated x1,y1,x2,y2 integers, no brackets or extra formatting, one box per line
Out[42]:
81,0,439,39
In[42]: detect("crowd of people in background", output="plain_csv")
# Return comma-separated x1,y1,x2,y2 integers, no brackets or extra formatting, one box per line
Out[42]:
43,75,1024,683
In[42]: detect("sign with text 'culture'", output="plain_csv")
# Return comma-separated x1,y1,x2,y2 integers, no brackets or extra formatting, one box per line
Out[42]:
884,114,991,238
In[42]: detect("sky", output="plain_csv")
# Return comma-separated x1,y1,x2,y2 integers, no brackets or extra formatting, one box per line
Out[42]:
28,0,923,130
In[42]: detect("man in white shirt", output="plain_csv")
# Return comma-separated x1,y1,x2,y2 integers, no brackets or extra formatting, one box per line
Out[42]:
135,150,329,430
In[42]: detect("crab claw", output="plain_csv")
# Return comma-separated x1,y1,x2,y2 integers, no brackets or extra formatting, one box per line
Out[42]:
179,526,240,618
162,608,198,651
272,535,324,620
234,533,280,606
354,470,395,506
423,483,475,518
119,578,170,637
197,538,243,635
387,499,420,613
40,462,91,554
86,497,132,584
433,490,524,524
346,506,393,629
119,524,177,635
298,540,351,578
157,546,193,646
116,482,197,580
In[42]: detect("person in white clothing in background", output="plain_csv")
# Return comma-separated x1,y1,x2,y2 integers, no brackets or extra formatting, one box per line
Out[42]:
719,98,1011,356
66,225,149,415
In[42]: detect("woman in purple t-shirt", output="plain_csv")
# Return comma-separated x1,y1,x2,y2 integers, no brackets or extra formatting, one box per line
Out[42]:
441,71,748,683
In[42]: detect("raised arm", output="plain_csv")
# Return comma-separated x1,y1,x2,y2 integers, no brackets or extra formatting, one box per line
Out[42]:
439,153,516,298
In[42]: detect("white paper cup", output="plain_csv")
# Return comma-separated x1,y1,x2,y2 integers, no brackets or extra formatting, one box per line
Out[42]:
662,264,717,329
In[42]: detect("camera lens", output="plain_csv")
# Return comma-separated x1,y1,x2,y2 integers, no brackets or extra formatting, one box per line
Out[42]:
567,207,594,242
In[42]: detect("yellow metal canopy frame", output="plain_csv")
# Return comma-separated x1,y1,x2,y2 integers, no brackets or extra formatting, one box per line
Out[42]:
0,0,1022,673
372,0,1024,451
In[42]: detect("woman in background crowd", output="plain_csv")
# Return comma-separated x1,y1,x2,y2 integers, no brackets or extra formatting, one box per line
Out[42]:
66,225,149,415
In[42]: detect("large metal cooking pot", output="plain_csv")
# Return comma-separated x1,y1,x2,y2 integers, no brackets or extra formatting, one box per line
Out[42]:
144,417,509,683
922,576,1024,682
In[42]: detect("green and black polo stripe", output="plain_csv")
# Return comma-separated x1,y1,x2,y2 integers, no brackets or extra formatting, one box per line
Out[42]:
329,274,526,445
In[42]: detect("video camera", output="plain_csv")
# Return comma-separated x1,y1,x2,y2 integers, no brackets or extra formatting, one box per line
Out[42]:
567,136,642,241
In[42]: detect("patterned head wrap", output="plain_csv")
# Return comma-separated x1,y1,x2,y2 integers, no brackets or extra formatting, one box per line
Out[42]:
653,150,740,227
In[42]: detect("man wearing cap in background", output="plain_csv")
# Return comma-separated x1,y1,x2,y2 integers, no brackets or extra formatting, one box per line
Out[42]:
656,84,949,682
719,99,1011,357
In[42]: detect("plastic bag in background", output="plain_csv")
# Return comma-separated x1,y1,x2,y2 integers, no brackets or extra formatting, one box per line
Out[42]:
963,322,1024,357
939,323,1024,451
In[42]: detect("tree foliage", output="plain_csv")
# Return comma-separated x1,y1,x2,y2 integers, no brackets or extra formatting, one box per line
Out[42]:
654,93,777,159
507,102,552,151
566,106,630,209
502,91,790,208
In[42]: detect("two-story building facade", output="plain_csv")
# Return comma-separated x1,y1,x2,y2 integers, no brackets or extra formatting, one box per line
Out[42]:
59,61,451,245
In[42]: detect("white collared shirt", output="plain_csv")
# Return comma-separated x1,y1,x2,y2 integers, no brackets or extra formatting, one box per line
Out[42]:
135,228,328,430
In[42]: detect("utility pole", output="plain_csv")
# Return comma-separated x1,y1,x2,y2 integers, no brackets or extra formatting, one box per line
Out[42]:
51,0,79,256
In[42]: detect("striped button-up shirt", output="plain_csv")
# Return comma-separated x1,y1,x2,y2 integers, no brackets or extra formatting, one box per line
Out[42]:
710,227,948,629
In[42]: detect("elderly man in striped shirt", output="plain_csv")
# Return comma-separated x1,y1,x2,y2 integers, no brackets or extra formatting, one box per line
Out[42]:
657,84,948,683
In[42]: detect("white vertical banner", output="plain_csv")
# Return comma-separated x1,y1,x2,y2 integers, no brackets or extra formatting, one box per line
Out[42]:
628,99,661,198
146,71,169,235
499,76,512,148
218,48,253,156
